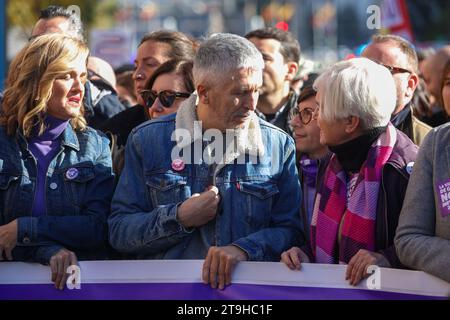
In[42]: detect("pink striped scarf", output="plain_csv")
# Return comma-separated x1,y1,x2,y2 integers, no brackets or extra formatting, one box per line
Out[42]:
310,123,397,264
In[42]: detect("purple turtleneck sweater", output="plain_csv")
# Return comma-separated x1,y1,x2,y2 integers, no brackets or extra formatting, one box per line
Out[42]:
28,115,69,217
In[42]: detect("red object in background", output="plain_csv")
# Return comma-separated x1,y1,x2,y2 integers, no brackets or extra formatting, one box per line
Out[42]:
382,0,415,42
275,21,289,31
344,53,356,60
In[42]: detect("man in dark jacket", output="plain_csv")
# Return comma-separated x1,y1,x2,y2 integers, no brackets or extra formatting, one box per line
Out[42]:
245,27,300,136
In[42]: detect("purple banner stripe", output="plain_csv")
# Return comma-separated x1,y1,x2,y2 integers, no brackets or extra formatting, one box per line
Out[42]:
0,283,444,300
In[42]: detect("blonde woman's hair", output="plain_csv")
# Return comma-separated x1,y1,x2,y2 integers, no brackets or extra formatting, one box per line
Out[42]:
0,33,89,137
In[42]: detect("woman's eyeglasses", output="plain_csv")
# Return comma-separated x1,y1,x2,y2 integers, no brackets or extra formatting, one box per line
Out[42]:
141,90,191,108
290,107,316,125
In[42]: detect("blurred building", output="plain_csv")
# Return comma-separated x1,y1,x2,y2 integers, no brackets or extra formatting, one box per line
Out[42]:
2,0,449,90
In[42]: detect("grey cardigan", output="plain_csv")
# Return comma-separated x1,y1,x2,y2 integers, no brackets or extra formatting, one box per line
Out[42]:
395,122,450,283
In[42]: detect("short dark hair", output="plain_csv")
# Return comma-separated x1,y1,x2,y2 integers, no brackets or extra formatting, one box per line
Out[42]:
297,84,317,105
37,5,84,41
139,30,197,61
39,5,72,19
245,27,301,64
145,59,195,94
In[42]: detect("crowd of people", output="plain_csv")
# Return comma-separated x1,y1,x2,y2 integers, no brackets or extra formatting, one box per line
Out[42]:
0,5,449,291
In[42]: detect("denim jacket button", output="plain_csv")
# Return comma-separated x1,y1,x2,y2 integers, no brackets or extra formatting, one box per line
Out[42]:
49,182,58,190
23,237,30,244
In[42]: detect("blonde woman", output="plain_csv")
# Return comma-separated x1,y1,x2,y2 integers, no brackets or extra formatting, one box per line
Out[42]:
0,34,115,289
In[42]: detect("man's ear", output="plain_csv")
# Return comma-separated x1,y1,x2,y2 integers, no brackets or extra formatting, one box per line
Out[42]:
344,116,360,134
285,61,299,81
405,73,419,98
197,85,209,104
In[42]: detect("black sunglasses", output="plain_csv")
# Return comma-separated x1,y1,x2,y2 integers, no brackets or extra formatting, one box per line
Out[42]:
141,90,191,108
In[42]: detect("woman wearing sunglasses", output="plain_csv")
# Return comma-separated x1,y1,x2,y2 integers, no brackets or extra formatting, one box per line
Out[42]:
99,30,197,150
141,59,194,120
287,84,329,243
108,59,194,177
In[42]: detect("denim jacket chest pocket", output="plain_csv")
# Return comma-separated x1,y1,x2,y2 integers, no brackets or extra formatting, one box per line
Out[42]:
235,179,279,230
146,172,191,207
52,165,96,214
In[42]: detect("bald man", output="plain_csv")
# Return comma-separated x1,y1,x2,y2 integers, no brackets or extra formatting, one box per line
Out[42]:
420,46,450,127
421,47,450,104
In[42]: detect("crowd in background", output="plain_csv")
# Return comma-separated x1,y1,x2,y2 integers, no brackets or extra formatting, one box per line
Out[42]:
0,5,449,291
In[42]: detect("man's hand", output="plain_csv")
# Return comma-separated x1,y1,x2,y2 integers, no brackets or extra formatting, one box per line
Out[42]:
346,249,390,286
0,219,18,261
49,248,78,290
280,246,310,270
177,186,220,228
202,245,248,290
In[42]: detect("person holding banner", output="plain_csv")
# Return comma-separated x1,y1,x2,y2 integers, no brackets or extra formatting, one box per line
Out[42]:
281,58,418,286
0,34,115,290
394,122,450,283
109,33,304,290
394,61,450,283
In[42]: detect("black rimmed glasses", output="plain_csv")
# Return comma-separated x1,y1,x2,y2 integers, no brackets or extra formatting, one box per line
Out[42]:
290,107,316,125
141,90,191,108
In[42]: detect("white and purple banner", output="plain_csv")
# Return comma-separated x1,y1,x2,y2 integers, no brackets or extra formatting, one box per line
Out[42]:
0,260,448,300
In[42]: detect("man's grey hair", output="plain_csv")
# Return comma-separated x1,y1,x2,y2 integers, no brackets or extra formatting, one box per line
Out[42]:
38,5,84,41
193,33,264,88
313,57,396,129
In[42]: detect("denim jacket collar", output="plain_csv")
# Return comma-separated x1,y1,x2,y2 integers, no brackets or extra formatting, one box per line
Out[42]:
175,93,265,165
16,124,80,152
60,124,80,151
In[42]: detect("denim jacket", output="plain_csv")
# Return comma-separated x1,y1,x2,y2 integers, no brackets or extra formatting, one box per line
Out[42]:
109,95,304,261
0,125,115,264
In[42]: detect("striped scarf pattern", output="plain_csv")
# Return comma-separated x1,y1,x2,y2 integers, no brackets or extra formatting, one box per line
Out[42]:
310,123,397,264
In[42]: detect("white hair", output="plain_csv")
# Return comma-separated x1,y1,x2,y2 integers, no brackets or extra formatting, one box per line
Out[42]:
313,57,396,129
193,33,264,88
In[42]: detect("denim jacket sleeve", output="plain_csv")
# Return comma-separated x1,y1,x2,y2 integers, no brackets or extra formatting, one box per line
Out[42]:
16,133,114,250
233,138,305,261
108,129,192,255
33,244,64,265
